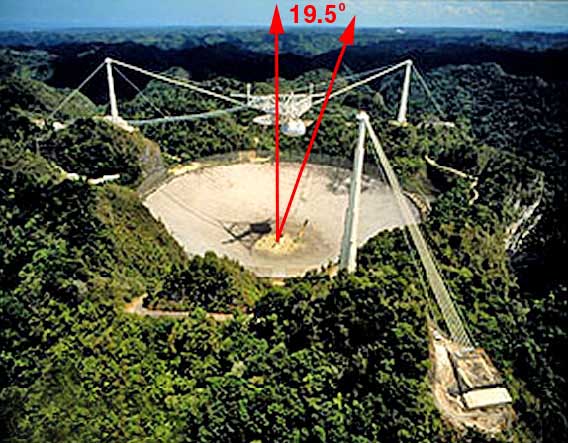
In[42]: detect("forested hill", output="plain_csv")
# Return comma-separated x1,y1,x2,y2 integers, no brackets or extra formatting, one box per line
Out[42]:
2,26,568,54
1,28,567,442
2,28,568,101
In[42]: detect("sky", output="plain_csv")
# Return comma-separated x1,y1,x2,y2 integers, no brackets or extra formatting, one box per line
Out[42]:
0,0,567,30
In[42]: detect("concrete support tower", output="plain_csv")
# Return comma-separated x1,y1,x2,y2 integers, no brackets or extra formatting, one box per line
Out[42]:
246,83,252,105
339,111,369,273
396,60,413,124
105,58,119,122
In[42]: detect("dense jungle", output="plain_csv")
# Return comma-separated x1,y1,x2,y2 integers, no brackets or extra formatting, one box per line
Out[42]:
0,26,567,442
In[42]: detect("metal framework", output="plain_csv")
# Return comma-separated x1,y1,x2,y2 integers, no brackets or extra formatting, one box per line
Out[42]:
339,111,368,273
46,54,513,412
49,56,434,133
338,110,473,348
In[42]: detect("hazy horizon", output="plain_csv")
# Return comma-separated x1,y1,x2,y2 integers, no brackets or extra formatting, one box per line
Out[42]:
1,1,567,31
1,23,567,33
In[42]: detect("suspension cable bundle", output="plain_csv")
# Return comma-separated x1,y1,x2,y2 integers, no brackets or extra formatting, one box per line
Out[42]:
363,116,474,348
46,56,446,130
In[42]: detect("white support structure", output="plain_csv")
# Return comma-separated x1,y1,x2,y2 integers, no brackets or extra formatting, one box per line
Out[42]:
105,58,119,122
335,110,472,346
51,57,440,134
364,118,473,348
397,60,413,123
246,83,252,105
339,111,369,273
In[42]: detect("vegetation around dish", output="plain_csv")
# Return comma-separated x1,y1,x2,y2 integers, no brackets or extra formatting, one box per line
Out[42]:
0,28,566,442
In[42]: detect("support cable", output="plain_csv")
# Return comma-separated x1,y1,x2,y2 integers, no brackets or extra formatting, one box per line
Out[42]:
309,61,403,93
48,61,106,121
343,64,375,96
365,132,434,320
114,66,168,118
412,66,446,119
364,117,474,348
108,58,246,108
127,106,246,126
312,60,410,104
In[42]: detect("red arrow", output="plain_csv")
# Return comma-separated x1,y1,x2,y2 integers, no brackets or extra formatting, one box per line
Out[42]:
277,16,356,239
270,5,284,242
